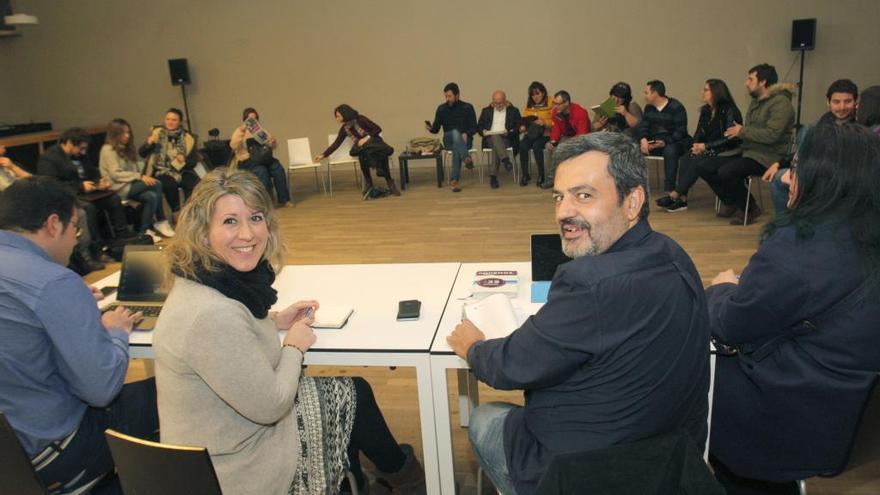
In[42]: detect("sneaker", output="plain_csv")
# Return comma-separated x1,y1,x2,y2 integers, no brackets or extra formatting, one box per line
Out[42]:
716,204,738,218
539,179,554,189
153,220,175,238
731,205,763,225
655,195,674,208
666,198,688,212
490,175,499,189
463,157,474,170
501,158,513,172
144,229,163,244
450,180,462,193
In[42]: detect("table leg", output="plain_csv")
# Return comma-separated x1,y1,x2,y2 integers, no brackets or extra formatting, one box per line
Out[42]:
435,154,444,188
456,369,480,428
399,158,408,190
415,356,442,495
432,358,458,495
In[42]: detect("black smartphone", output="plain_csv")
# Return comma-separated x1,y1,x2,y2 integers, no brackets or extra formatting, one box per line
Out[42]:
100,286,118,297
397,299,421,321
424,120,432,127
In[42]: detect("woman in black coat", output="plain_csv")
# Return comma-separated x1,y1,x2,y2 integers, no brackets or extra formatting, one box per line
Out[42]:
656,78,743,212
706,123,880,494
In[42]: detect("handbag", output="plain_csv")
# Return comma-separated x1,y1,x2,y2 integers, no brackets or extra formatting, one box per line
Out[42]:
351,137,394,158
246,141,275,167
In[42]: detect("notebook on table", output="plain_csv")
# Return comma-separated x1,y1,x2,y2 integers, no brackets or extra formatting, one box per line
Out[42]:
102,245,168,331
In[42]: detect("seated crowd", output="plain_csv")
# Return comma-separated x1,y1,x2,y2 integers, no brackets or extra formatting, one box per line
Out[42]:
0,62,879,495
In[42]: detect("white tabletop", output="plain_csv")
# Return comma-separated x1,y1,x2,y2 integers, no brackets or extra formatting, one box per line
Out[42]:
94,262,461,353
431,262,542,355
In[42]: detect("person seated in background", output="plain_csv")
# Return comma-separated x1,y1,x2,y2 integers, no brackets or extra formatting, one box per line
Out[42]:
478,90,521,189
448,133,709,495
857,85,880,135
138,108,201,216
657,79,743,212
539,90,590,189
636,80,691,193
764,79,859,217
0,144,31,191
703,63,795,225
518,81,553,187
229,107,290,206
38,127,130,271
706,123,880,495
0,177,156,495
427,82,478,192
591,81,643,136
315,104,399,198
100,118,174,242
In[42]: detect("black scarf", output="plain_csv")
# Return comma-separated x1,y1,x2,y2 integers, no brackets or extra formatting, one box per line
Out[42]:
175,259,278,319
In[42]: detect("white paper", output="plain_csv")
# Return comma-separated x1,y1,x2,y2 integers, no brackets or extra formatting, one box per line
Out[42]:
463,293,520,340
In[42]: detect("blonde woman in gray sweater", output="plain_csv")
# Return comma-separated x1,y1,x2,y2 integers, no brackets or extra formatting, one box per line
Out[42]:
153,168,424,495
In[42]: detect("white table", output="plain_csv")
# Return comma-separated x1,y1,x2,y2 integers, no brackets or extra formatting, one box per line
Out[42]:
430,262,540,495
96,262,462,495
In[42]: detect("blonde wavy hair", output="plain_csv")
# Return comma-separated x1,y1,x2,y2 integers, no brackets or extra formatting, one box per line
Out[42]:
164,168,285,283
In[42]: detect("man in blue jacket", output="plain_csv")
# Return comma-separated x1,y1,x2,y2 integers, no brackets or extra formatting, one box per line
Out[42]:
0,177,155,494
448,133,710,494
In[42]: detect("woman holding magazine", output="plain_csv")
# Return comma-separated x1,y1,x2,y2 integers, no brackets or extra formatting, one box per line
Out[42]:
230,107,290,207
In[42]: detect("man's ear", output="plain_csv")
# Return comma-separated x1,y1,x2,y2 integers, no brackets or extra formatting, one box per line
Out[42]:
626,186,646,222
43,213,63,239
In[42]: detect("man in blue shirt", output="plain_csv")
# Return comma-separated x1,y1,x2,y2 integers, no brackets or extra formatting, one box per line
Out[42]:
0,177,154,495
448,133,710,494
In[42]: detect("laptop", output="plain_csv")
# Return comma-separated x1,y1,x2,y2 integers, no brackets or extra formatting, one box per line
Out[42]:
102,245,168,331
530,234,573,303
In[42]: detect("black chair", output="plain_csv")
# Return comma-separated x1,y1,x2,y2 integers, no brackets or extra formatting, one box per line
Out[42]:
0,412,46,495
105,429,223,495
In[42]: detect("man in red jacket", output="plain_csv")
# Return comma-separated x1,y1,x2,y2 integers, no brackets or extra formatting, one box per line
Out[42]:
540,90,590,188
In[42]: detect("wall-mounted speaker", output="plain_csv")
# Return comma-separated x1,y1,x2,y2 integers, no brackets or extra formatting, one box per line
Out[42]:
791,19,816,51
168,58,191,86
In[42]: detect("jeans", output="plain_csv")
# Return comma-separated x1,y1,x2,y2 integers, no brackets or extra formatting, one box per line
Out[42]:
469,403,519,495
519,134,549,179
770,169,790,217
127,180,165,232
701,156,766,210
239,159,290,203
649,142,685,192
442,129,471,182
36,378,159,495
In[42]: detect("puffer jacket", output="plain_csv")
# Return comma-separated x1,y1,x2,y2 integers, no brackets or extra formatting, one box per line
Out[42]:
740,83,796,167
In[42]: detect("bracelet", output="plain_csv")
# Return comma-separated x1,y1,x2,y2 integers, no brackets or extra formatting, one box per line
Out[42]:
284,343,306,354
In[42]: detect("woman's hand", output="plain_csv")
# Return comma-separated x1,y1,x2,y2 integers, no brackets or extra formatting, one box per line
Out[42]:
274,300,319,330
691,143,706,155
357,136,370,147
313,154,324,162
593,116,607,131
283,320,316,353
710,269,739,286
147,133,158,145
141,175,158,186
614,104,627,116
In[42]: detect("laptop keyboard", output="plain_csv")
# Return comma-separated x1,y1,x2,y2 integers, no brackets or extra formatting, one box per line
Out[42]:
103,305,162,317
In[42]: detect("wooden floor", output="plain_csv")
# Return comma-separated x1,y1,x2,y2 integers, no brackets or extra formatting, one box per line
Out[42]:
104,161,879,494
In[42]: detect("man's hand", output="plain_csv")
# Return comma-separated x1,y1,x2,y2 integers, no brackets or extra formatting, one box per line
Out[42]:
89,285,104,301
102,306,142,334
639,138,650,155
424,122,432,132
691,143,706,155
593,116,608,131
0,157,12,169
614,104,627,115
98,176,111,190
650,139,666,150
447,319,486,360
82,181,97,193
141,175,158,186
710,269,739,286
762,162,780,182
273,300,319,330
724,122,743,139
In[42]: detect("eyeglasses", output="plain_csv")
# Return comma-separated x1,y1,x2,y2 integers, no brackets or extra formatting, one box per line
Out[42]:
75,226,83,239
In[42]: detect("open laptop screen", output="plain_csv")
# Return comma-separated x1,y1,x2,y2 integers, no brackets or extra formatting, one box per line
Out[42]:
117,245,169,302
530,233,573,282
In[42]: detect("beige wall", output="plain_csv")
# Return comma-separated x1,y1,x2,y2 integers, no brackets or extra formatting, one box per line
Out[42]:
2,0,879,160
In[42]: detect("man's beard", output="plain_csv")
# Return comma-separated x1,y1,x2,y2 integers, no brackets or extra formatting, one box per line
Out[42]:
559,218,599,258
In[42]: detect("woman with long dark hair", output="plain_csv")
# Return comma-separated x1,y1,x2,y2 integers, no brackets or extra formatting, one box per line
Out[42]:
657,79,743,212
100,118,174,240
591,81,643,135
315,104,399,198
706,123,880,494
517,81,553,186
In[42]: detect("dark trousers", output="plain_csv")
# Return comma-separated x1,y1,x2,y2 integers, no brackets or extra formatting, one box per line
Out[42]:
82,194,130,242
156,171,200,212
710,455,799,495
36,378,159,495
127,180,165,232
649,142,686,192
675,154,740,197
357,152,392,189
239,159,291,204
701,156,765,210
344,377,407,490
519,134,549,179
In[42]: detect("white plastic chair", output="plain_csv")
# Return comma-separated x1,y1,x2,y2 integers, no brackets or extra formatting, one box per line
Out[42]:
286,138,326,198
481,146,517,182
326,134,361,195
442,149,482,183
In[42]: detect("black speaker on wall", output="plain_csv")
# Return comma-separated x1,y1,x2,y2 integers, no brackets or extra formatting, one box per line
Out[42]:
791,19,816,51
168,58,191,86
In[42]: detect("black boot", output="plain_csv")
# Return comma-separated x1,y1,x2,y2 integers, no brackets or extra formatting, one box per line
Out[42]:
70,246,105,275
371,444,425,495
385,178,401,196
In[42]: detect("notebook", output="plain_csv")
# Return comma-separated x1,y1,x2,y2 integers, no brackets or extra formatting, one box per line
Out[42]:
102,245,168,331
530,233,573,302
312,306,354,329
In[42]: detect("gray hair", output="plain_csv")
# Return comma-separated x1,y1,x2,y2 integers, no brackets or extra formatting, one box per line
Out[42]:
554,133,650,219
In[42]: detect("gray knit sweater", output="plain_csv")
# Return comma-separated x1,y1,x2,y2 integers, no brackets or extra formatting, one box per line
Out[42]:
154,276,303,495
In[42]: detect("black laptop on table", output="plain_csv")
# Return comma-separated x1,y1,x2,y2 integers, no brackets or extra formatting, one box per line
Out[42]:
102,245,168,331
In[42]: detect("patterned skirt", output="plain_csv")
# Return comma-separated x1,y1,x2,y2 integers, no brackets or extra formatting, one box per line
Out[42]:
289,376,357,495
